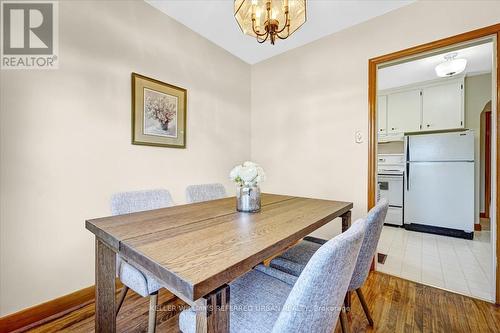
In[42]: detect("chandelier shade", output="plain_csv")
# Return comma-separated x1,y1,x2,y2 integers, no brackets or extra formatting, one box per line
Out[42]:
234,0,307,44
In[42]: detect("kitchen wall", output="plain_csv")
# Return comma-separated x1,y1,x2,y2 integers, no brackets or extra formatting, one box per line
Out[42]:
465,74,493,218
251,0,500,239
0,1,251,316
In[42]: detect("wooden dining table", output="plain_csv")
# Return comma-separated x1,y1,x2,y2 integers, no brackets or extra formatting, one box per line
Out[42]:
86,193,353,333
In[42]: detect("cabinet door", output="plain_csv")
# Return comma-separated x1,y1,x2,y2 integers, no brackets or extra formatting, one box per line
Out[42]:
387,89,421,133
422,81,463,131
377,95,387,135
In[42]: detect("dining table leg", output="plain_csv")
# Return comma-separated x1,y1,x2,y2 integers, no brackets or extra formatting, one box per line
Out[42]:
95,238,117,333
341,210,352,312
195,284,230,333
341,210,351,232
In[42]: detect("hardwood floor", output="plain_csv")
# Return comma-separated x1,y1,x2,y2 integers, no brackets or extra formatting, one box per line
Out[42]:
23,272,500,333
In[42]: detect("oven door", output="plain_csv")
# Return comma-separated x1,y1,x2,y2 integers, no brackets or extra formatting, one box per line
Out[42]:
377,174,403,207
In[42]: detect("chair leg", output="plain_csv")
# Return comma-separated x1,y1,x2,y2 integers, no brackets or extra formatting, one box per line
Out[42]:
148,292,158,333
115,286,129,315
339,308,350,333
356,288,374,326
344,291,351,312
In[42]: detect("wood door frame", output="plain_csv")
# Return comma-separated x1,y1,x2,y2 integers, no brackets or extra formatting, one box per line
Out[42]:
368,23,500,304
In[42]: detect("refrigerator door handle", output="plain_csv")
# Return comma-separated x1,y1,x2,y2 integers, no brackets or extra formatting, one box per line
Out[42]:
406,136,410,161
406,136,410,191
406,162,410,191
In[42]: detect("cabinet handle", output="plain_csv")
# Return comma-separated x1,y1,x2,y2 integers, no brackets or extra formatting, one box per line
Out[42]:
426,124,430,128
391,127,395,130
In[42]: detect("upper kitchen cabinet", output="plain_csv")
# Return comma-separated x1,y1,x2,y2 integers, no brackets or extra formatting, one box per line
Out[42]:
378,76,465,139
422,79,464,131
377,95,387,135
387,89,422,134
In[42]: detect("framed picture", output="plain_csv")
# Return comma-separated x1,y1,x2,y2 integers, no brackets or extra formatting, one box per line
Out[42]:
132,73,187,148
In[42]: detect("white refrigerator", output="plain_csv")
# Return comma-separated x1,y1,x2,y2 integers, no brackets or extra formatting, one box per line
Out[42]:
404,131,474,236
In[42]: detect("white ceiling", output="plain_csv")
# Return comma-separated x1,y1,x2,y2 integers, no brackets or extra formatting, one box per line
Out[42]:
146,0,414,64
378,42,494,91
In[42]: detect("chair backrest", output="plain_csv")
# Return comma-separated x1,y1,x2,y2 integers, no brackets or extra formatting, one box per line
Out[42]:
349,199,388,290
185,183,226,203
271,219,366,333
110,189,174,215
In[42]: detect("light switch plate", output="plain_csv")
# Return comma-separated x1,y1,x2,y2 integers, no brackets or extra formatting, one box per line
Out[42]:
355,131,363,143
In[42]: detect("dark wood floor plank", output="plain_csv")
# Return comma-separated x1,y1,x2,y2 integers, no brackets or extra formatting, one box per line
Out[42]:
25,272,500,333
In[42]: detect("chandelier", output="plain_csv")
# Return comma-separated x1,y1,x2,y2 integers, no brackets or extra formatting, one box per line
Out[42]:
234,0,307,45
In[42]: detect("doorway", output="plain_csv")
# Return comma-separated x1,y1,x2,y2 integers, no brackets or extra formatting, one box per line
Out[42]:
367,25,499,304
480,101,492,226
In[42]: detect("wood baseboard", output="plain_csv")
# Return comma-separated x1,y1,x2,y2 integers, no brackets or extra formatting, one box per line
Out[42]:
474,223,482,231
0,279,122,333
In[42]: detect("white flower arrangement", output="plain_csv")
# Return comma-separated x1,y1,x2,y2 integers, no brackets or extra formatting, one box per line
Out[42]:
230,161,265,187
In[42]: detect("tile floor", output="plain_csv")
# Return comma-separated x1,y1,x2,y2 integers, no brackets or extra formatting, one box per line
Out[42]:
377,225,494,301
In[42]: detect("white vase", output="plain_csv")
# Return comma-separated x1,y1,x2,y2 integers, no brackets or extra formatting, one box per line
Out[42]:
236,185,261,213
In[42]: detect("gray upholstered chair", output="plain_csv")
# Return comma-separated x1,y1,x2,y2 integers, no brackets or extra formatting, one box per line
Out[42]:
269,199,389,328
111,189,174,333
178,219,367,333
185,183,227,203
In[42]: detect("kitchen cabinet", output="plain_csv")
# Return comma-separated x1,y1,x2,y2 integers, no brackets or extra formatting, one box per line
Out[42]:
377,95,387,135
387,89,422,134
378,77,465,139
422,80,464,131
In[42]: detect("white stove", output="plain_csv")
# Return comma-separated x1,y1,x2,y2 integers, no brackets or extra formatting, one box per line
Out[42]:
377,154,405,175
377,154,404,226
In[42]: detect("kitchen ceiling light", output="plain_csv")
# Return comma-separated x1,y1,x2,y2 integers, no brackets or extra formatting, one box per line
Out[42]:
234,0,307,45
435,53,467,77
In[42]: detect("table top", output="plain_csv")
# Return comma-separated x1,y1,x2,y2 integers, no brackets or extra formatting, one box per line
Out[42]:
86,193,352,301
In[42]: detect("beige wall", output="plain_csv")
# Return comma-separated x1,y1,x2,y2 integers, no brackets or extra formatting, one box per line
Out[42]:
251,0,500,239
465,74,492,219
0,1,251,315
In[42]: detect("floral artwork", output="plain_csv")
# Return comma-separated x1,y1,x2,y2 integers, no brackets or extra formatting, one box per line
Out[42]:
143,88,178,138
132,73,186,148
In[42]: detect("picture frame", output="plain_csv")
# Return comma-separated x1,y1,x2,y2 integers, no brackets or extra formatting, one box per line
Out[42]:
131,73,187,148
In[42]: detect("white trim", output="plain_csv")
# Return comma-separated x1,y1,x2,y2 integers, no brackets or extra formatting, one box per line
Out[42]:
466,70,493,78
